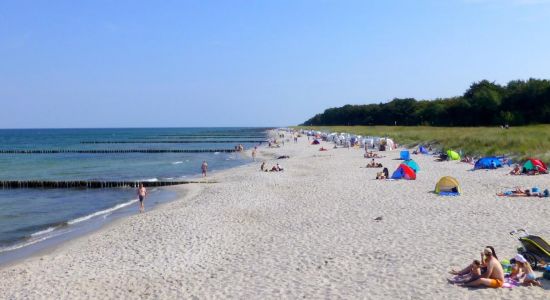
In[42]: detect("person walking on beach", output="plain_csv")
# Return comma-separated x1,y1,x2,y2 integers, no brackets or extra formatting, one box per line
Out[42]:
201,160,208,177
252,148,257,161
137,183,147,213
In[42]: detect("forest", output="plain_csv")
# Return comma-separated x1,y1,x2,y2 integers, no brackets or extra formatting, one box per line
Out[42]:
301,79,550,126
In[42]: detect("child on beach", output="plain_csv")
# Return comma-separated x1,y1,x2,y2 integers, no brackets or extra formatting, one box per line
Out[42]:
448,260,482,284
512,254,543,287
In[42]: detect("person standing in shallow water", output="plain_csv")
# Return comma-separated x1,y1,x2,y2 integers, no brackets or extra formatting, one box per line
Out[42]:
137,183,147,213
201,160,208,177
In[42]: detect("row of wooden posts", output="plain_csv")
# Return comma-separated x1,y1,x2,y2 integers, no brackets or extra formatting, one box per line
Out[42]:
0,180,213,189
0,149,237,154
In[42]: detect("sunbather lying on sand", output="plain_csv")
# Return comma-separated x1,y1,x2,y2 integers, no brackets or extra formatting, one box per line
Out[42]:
496,187,527,197
364,151,382,158
497,187,550,197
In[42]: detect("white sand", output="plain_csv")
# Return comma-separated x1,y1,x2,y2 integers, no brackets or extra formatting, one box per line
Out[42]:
1,131,549,299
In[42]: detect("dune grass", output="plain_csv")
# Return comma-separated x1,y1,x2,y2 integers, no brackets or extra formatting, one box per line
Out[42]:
295,125,550,161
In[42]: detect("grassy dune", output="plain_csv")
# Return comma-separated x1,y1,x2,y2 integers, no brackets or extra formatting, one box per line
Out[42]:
296,125,550,161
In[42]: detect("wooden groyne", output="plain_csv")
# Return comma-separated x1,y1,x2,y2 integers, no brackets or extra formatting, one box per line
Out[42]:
0,180,214,189
80,140,266,144
0,149,237,154
156,135,266,138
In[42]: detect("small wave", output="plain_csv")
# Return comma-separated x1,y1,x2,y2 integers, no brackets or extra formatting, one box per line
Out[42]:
68,199,137,225
0,229,73,253
172,161,184,165
214,152,220,155
30,226,59,237
143,178,159,182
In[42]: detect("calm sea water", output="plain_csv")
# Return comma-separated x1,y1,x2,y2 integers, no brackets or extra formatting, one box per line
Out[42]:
0,128,267,256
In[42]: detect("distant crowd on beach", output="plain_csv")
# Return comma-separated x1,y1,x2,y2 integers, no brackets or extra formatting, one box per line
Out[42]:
276,128,549,291
136,128,549,293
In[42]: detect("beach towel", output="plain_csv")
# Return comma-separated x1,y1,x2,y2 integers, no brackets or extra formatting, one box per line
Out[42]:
439,191,459,196
449,276,520,288
502,278,521,288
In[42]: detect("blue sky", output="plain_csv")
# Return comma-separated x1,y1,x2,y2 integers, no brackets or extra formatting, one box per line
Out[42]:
1,0,549,128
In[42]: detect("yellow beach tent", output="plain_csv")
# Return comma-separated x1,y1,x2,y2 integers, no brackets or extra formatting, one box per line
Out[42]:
435,176,461,194
446,150,461,161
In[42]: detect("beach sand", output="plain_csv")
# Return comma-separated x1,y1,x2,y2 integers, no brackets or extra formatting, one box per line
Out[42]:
1,132,549,299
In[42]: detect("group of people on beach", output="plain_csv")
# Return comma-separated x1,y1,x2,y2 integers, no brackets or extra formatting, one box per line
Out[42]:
449,246,542,288
375,168,389,179
509,164,548,176
260,161,284,172
366,159,383,168
364,151,383,158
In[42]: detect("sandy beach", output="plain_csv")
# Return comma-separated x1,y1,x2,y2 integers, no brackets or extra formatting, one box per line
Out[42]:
1,131,549,299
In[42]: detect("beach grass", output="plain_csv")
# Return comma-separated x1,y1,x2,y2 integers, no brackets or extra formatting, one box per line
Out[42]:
295,125,550,161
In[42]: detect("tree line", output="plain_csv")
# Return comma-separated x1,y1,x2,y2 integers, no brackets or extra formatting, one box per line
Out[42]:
301,79,550,126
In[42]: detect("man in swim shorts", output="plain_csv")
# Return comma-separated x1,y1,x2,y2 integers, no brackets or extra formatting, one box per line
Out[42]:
137,183,147,213
465,247,504,288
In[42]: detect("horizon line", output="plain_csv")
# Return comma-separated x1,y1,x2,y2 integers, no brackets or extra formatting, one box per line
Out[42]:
0,126,283,130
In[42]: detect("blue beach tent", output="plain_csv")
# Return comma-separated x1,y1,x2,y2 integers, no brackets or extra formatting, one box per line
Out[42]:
419,146,429,154
403,159,420,172
474,157,503,169
400,150,410,160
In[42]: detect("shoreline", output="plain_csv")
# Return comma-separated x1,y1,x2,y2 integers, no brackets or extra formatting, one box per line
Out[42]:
0,146,261,269
1,132,548,298
0,188,179,268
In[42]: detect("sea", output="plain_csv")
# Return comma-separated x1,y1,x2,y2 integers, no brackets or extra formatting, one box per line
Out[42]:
0,127,268,263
